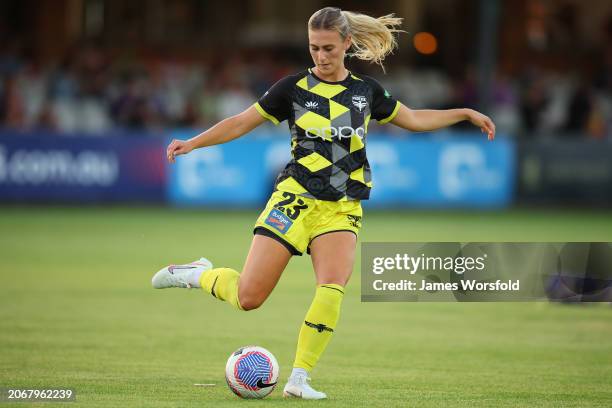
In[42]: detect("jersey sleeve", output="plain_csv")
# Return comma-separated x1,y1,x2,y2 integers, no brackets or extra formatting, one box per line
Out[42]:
253,76,295,125
364,76,401,124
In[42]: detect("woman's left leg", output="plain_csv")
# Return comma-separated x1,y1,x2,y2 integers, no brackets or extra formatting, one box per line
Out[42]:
283,231,356,399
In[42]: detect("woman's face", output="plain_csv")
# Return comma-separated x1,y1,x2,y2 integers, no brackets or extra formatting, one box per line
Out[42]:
308,29,351,77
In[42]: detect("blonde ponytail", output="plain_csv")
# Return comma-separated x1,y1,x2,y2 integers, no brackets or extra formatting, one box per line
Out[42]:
308,7,404,72
342,12,403,72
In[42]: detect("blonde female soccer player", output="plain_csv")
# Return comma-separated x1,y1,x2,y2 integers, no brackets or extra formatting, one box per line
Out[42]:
152,7,495,400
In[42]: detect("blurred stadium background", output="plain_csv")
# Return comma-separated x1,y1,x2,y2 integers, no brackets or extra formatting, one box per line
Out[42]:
1,0,611,406
0,0,611,206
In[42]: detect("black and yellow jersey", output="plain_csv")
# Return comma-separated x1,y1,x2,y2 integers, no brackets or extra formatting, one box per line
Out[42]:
254,68,400,201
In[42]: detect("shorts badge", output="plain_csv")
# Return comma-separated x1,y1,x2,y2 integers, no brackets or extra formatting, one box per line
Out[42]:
265,209,293,233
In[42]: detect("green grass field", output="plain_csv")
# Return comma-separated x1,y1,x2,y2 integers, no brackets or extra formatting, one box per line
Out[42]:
1,207,611,407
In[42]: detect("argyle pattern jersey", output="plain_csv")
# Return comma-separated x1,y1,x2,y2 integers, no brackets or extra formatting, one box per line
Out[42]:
254,68,400,201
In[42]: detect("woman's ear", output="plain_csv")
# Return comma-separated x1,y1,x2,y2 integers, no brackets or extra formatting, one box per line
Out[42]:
344,35,352,52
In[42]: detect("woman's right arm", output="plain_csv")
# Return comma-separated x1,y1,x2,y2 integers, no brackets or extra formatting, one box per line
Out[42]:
166,105,266,163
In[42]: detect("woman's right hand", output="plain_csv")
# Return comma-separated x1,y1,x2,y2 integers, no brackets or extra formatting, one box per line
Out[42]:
166,139,194,163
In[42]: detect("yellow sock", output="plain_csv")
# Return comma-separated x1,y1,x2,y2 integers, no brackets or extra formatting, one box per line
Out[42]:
199,268,243,310
293,284,345,371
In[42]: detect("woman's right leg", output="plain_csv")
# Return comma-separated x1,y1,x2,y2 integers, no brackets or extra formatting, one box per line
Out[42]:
199,234,292,311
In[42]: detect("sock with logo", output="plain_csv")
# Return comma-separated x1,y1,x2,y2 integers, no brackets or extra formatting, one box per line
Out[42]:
199,268,243,310
293,284,344,371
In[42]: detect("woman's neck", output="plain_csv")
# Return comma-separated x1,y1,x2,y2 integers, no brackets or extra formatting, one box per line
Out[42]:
312,66,349,82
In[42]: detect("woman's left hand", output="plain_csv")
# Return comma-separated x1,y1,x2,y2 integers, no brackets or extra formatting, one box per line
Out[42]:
466,109,496,140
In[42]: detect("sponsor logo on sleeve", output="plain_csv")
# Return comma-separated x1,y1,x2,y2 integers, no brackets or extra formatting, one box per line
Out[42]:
305,101,319,110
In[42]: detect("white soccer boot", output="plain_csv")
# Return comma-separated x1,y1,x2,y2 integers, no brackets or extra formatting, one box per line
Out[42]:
282,371,327,400
151,258,213,289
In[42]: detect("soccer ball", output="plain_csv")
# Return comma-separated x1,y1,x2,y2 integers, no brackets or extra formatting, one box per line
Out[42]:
225,345,279,399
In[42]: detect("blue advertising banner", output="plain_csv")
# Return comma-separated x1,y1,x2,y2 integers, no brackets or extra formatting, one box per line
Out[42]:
0,132,166,202
365,134,515,208
167,131,515,208
167,131,291,207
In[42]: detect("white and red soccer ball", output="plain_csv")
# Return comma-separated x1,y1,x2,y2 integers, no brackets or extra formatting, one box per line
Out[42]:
225,346,279,399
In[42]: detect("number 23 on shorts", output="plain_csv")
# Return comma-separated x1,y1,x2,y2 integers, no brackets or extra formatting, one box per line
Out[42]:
273,192,309,220
260,191,310,235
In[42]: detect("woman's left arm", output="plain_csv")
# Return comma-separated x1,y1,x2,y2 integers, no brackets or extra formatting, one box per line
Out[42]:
390,103,496,140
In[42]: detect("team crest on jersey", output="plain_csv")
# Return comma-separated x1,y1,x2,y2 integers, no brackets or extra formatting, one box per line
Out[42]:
352,95,368,112
265,209,293,233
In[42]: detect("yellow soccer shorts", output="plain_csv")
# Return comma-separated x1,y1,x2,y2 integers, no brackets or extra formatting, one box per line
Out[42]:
254,190,363,256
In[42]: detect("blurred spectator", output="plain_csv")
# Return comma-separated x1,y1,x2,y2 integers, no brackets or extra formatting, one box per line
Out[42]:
1,75,25,129
111,73,161,130
48,46,113,134
564,81,593,134
519,69,550,134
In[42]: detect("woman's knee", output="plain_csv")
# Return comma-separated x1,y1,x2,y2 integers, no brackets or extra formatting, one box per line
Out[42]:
317,278,349,287
237,284,267,311
316,269,352,287
238,294,265,311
